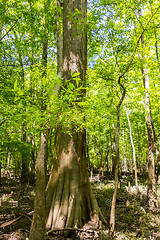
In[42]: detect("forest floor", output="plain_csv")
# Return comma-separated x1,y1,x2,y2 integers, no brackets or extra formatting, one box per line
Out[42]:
0,173,160,240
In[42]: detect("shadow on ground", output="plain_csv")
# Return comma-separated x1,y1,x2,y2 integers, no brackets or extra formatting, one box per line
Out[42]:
91,174,160,239
0,174,160,239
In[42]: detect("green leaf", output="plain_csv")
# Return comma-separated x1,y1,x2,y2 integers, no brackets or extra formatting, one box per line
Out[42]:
68,83,75,90
14,80,17,90
72,72,80,77
75,77,80,87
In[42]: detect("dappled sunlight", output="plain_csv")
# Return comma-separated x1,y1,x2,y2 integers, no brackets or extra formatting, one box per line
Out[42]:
1,0,160,239
91,176,160,239
125,184,147,195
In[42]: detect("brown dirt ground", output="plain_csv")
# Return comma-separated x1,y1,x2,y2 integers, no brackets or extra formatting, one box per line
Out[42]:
0,174,160,239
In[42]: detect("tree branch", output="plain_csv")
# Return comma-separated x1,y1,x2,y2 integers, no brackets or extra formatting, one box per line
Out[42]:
0,17,21,42
119,5,160,80
0,119,7,126
0,5,9,16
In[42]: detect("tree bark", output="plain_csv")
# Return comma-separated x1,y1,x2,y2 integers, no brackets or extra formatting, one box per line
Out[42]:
46,0,101,230
21,130,29,184
109,79,125,237
150,2,160,72
46,128,100,229
149,1,160,185
111,123,116,176
140,35,159,207
0,159,1,185
124,105,139,194
29,1,49,238
29,131,49,240
13,31,30,184
122,130,127,172
29,134,36,185
157,155,160,184
56,0,63,78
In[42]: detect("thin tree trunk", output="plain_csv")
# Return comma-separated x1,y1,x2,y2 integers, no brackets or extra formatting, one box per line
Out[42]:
109,80,126,237
21,130,29,183
157,152,160,184
111,123,116,176
150,2,160,184
0,22,3,184
28,134,36,185
29,131,49,240
105,148,109,173
122,130,127,172
29,1,49,239
124,105,139,193
0,159,1,185
140,34,159,207
13,31,30,184
150,2,160,72
56,0,63,78
28,4,36,184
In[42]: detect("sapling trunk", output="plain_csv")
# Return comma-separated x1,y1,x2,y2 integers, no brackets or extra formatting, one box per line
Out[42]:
29,131,49,240
124,105,139,194
109,78,125,237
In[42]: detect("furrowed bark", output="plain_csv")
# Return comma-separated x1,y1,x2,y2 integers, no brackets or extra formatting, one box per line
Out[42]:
45,0,103,229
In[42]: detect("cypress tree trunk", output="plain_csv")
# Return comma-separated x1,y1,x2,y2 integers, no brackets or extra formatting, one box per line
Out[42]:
46,0,101,230
46,128,100,229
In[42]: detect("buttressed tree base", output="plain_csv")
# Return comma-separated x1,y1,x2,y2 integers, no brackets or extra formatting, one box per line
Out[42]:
45,0,100,230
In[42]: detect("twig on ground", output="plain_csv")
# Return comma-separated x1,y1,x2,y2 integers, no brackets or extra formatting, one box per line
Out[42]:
0,212,32,229
0,214,24,229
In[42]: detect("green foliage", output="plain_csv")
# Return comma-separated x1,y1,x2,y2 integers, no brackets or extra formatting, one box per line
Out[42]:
1,0,160,175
